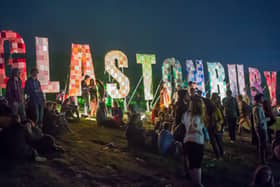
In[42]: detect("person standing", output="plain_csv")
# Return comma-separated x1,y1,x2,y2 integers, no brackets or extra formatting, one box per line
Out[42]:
262,99,276,144
182,96,205,187
81,75,90,116
172,84,182,104
210,93,225,159
222,90,239,143
89,78,98,117
159,82,171,111
237,95,251,134
242,88,251,105
25,68,45,127
6,68,26,120
252,94,268,164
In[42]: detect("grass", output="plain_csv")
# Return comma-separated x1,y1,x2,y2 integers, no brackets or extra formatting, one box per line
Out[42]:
272,117,280,131
0,119,280,187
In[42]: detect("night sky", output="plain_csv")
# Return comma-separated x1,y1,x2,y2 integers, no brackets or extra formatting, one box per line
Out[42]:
1,0,280,73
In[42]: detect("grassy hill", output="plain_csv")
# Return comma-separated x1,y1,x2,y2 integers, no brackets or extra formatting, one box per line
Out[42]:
0,119,280,187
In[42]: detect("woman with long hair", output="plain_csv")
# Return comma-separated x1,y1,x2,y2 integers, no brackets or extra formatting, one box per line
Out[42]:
237,94,251,134
89,78,98,117
182,96,205,187
250,165,275,187
209,93,225,159
159,82,171,111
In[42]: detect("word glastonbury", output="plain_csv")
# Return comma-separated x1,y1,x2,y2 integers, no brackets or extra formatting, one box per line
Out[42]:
0,30,277,106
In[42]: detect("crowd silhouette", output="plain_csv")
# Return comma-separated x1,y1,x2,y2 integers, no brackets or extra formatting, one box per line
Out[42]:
0,68,280,186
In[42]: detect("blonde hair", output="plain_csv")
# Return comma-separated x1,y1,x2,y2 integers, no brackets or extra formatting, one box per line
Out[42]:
190,96,205,121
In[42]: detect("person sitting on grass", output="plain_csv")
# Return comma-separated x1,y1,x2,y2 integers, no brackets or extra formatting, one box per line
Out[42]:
96,98,119,128
0,99,46,162
61,96,80,121
111,100,123,126
158,122,179,156
250,165,276,187
166,104,175,123
23,119,64,154
43,102,57,135
125,104,146,148
162,108,173,131
126,104,142,128
43,102,70,136
154,112,165,133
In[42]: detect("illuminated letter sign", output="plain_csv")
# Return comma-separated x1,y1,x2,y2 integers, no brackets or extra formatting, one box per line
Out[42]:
136,54,156,101
228,64,238,97
237,64,246,95
186,59,206,96
249,67,262,99
227,64,246,97
105,50,130,98
162,58,183,98
68,44,96,96
0,30,26,88
35,37,60,93
264,71,277,106
207,62,227,99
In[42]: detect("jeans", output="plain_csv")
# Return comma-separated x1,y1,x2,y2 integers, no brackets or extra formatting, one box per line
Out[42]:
226,117,237,141
34,103,44,125
208,127,224,159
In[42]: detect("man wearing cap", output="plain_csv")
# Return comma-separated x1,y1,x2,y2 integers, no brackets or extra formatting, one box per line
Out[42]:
6,68,26,120
25,68,45,127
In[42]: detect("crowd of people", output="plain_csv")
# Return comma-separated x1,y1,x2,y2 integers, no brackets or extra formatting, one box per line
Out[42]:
0,68,67,162
81,77,280,186
145,82,280,186
1,67,280,186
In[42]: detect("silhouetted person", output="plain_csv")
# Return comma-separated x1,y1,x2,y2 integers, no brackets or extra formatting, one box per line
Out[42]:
81,75,90,116
222,90,238,143
252,94,268,164
6,68,26,120
25,68,45,127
